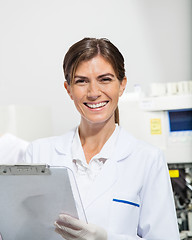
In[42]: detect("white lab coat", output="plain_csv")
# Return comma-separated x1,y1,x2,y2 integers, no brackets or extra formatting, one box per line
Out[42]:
25,127,180,240
0,133,29,164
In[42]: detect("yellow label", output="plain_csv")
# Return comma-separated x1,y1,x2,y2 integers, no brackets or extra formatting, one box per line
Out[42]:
169,170,179,178
150,118,162,135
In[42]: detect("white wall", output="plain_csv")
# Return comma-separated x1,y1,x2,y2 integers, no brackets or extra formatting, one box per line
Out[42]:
0,0,191,140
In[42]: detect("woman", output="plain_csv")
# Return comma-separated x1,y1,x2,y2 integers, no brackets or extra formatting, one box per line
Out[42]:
25,38,180,239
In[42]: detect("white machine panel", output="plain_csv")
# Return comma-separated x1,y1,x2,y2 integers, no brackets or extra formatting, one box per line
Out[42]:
119,93,192,164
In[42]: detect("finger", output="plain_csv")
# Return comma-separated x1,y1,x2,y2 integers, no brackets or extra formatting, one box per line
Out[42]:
56,216,81,230
56,219,81,230
55,226,76,240
59,214,86,229
54,221,87,238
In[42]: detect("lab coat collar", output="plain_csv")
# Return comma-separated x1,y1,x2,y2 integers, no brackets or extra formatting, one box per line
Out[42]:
72,125,120,163
54,126,138,162
53,129,75,170
54,128,76,155
114,126,138,162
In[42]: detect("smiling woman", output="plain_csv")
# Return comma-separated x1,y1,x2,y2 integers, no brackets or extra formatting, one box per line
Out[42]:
25,38,180,240
64,55,126,128
63,38,126,126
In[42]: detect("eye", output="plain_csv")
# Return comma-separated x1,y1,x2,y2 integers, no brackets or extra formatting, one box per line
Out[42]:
74,79,86,84
100,78,112,82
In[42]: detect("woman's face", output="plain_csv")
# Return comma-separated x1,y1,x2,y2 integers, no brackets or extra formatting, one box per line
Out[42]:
64,55,127,126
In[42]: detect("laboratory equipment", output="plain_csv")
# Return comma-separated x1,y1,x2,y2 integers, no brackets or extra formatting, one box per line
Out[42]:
119,93,192,164
119,82,192,239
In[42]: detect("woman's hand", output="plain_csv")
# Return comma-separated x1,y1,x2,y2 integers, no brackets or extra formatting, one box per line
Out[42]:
54,214,107,240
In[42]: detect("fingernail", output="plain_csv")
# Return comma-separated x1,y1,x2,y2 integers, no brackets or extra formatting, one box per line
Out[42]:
54,221,61,229
59,213,67,220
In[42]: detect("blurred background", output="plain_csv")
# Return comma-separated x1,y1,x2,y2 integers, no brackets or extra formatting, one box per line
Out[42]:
0,0,191,139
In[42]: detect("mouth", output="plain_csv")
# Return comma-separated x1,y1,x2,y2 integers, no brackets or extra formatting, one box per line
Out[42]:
84,101,109,109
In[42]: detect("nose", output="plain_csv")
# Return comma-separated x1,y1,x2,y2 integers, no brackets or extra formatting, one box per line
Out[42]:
87,81,101,100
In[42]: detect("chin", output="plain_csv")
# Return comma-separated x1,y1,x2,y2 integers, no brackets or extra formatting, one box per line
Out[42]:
83,115,114,125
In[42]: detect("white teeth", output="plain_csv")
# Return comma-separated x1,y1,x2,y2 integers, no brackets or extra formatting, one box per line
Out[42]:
86,102,107,109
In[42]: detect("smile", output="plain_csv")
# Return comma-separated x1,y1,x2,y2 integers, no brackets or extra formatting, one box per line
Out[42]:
84,101,108,109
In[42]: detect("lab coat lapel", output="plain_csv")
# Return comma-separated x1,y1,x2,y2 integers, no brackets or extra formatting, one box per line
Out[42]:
84,127,137,208
55,153,74,170
53,127,137,210
85,156,118,209
54,128,75,170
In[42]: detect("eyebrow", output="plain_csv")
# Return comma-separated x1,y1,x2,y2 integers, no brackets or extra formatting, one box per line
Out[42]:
74,75,88,79
74,73,115,79
98,73,115,79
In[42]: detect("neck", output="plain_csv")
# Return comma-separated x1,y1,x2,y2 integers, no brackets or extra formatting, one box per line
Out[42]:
78,118,116,163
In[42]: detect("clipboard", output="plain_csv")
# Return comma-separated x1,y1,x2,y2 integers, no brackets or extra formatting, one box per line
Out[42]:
0,165,86,240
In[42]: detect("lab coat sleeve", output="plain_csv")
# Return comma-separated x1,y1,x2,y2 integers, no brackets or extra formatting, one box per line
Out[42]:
24,143,33,164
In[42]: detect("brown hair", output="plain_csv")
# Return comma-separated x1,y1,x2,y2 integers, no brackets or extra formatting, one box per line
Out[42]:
63,38,126,125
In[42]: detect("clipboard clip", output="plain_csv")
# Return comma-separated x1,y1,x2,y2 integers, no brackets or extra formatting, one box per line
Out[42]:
0,165,51,175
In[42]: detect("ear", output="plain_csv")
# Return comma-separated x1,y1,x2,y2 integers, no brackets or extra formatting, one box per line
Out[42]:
64,81,73,100
119,77,127,96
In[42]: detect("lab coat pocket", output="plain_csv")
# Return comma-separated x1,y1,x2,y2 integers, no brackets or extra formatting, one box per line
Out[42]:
108,195,140,235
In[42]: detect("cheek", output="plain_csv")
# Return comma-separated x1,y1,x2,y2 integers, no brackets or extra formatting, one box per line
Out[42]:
72,93,85,111
107,86,121,101
70,88,84,101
